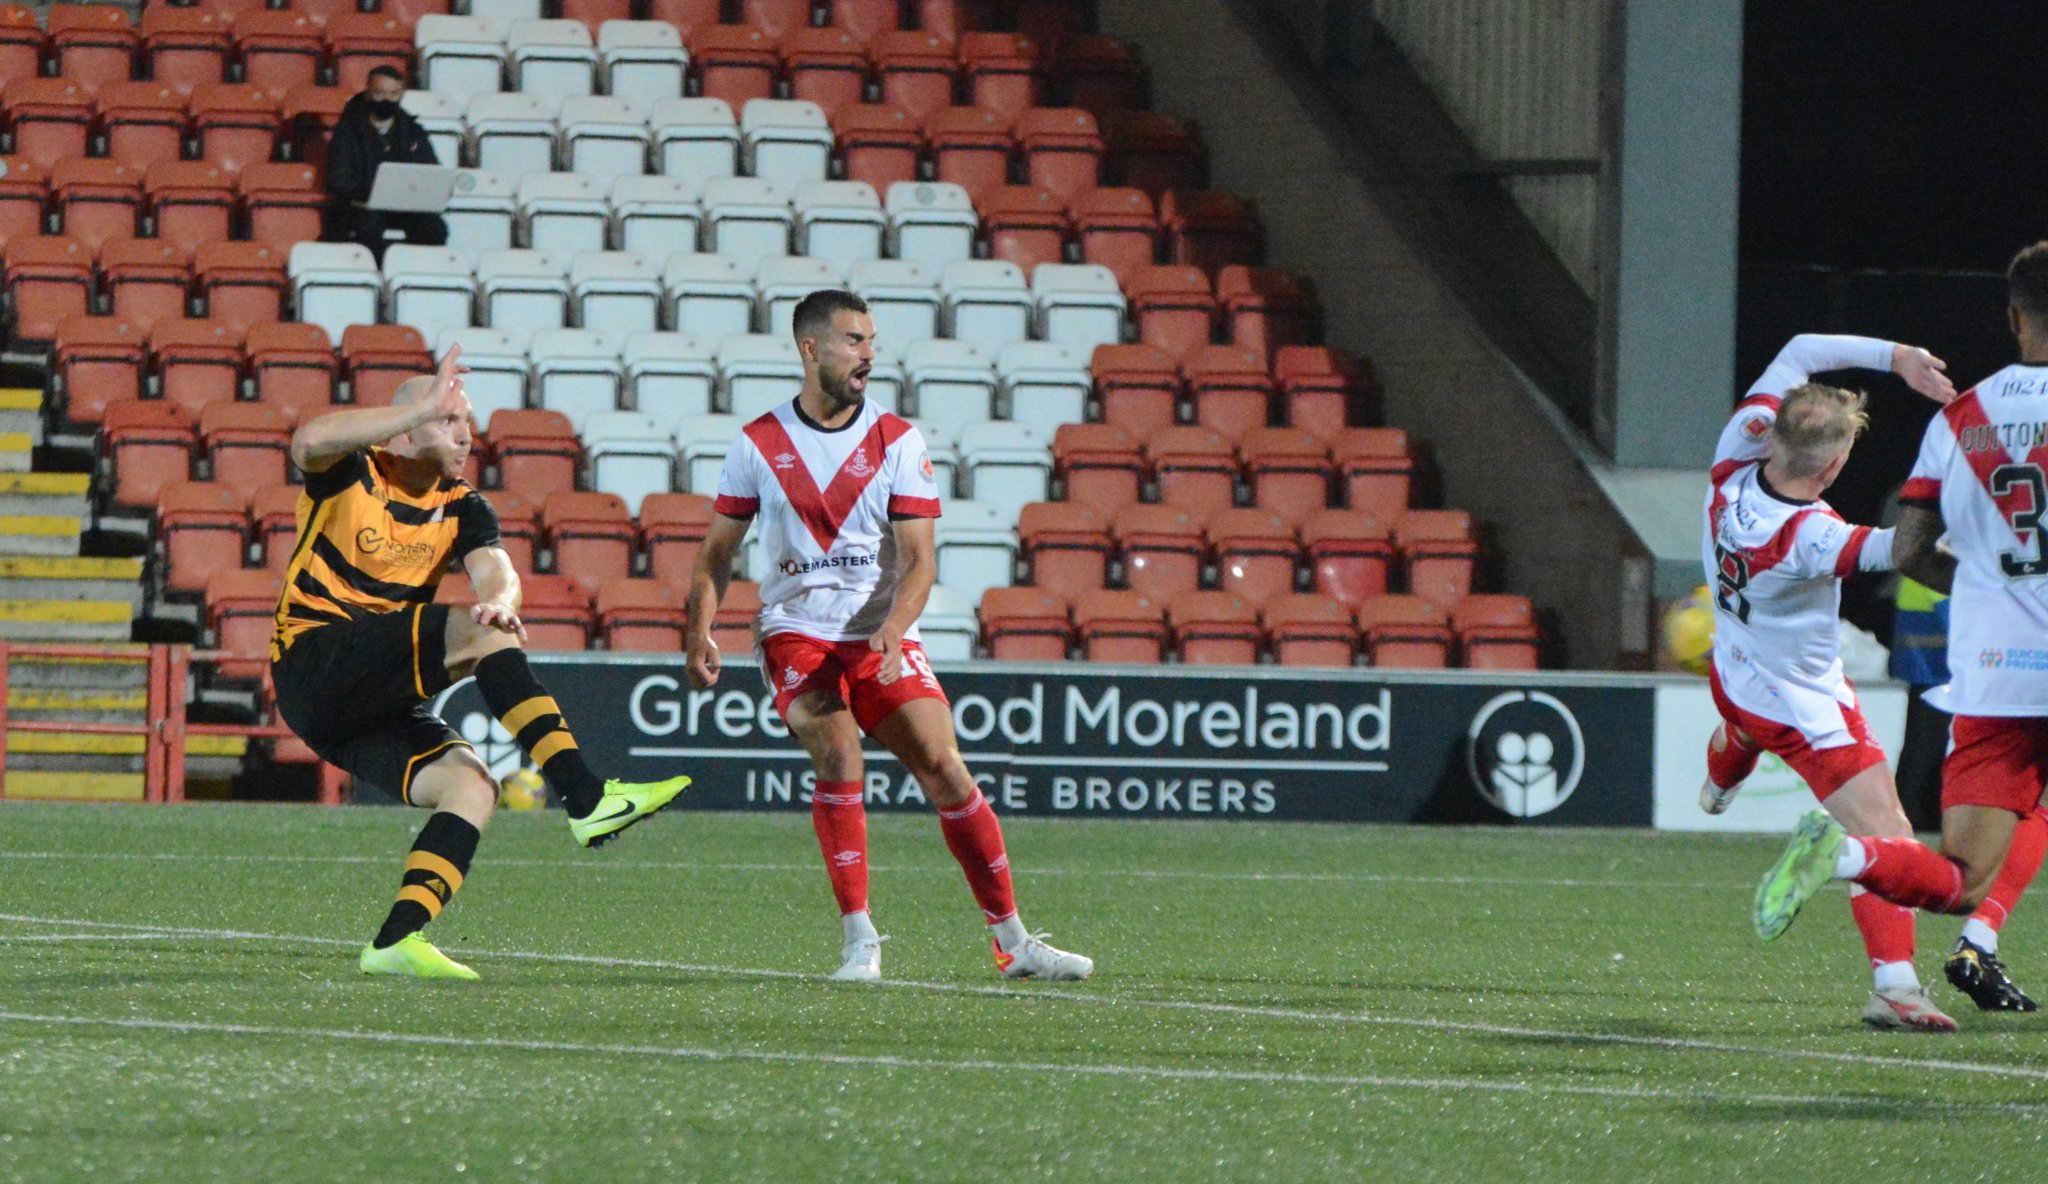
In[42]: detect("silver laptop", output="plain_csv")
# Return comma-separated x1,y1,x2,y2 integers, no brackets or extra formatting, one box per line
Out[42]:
365,163,460,213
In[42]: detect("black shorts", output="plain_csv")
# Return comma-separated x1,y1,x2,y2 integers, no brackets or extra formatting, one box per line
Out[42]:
272,603,470,805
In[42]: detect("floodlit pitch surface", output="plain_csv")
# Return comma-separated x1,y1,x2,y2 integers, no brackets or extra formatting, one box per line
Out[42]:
3,801,2047,1183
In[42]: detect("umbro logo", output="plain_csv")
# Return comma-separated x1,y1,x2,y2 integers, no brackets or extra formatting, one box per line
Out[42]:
773,452,798,470
831,850,863,868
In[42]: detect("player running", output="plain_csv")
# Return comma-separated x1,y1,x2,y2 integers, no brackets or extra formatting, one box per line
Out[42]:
684,289,1093,984
273,346,690,980
1698,333,1963,1030
1757,244,2048,1017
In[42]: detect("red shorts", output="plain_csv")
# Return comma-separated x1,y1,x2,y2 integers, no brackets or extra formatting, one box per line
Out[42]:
1708,665,1887,800
1941,715,2048,814
758,631,950,734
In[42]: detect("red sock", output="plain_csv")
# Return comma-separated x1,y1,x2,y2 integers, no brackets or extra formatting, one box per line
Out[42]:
811,780,869,916
1855,837,1965,913
1706,722,1761,789
1848,885,1916,967
1973,807,2048,930
937,788,1017,923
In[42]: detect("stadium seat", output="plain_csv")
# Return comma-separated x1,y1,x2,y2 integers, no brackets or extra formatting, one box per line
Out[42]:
0,4,38,86
1330,427,1412,521
885,180,979,275
196,241,287,335
664,252,755,339
1112,501,1204,599
926,106,1014,204
1263,592,1356,667
1161,190,1259,273
1453,593,1540,670
519,170,611,261
103,398,197,510
871,31,957,124
382,245,476,339
1239,427,1331,520
651,97,741,181
916,583,980,661
1058,34,1146,118
1300,508,1393,609
1396,509,1479,607
201,400,295,490
415,15,507,105
638,491,713,585
825,0,899,39
97,83,190,173
324,16,411,95
489,408,581,497
1275,344,1372,441
1085,345,1179,439
382,0,457,28
0,157,47,252
157,479,250,594
960,32,1043,118
956,420,1051,511
238,163,325,252
1071,187,1159,285
1124,264,1218,360
1106,111,1204,197
151,317,245,416
1217,265,1314,356
596,577,686,652
794,180,887,274
1017,107,1103,203
903,337,995,438
1183,344,1275,439
1030,262,1125,352
146,162,236,255
235,12,325,102
254,482,302,569
739,0,813,41
716,333,804,420
701,175,794,274
582,409,673,513
477,247,570,336
205,567,285,680
482,489,542,571
141,7,231,100
3,79,93,173
708,578,760,653
741,98,834,192
436,325,528,423
287,241,381,347
1356,595,1452,669
559,95,650,190
597,21,687,105
280,84,352,178
832,104,922,193
47,5,137,96
54,316,148,423
645,0,721,34
754,254,842,337
52,160,143,254
623,331,718,420
1208,507,1298,603
1049,420,1142,513
570,250,662,335
691,25,778,108
981,184,1068,275
610,174,701,257
914,0,987,41
190,84,279,177
99,238,192,332
933,497,1016,603
996,340,1089,435
1168,588,1259,665
530,327,623,429
1019,499,1111,598
472,0,545,29
516,573,595,651
940,258,1032,346
340,323,434,406
442,168,518,266
246,321,337,420
1146,424,1235,517
508,19,598,98
541,489,634,593
781,27,869,118
6,237,95,345
980,584,1068,661
467,91,560,177
1073,587,1167,663
397,89,465,167
849,257,941,354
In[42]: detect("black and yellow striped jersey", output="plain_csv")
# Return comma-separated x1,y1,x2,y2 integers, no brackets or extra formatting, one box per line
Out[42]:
270,448,501,659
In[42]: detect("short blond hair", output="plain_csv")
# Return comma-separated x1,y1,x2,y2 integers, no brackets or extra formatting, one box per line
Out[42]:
1770,382,1869,477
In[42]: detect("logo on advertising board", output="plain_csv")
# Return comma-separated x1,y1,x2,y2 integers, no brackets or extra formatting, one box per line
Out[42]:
1466,691,1584,817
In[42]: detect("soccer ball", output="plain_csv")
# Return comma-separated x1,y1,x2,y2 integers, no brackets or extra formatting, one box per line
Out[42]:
499,766,549,811
1661,586,1717,676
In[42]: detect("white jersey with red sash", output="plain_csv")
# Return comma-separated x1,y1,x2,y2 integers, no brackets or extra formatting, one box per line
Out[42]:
712,399,943,643
1902,365,2048,715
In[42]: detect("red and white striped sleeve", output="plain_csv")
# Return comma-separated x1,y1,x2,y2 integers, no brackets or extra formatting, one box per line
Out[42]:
712,434,761,520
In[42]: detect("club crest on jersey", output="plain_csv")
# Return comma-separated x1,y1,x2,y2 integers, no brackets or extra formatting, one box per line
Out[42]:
782,665,805,689
847,448,875,478
773,452,798,470
920,451,934,480
1742,416,1769,440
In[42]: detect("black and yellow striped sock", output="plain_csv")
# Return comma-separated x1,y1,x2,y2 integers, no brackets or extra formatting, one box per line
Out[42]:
474,648,606,817
372,811,480,949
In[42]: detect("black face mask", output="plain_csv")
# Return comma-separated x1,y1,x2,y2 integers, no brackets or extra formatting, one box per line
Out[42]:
369,99,400,120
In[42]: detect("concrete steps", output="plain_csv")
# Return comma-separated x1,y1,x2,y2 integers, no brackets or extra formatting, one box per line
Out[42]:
0,515,82,556
7,686,148,726
3,771,146,800
0,556,144,607
0,389,41,446
0,472,88,519
0,599,135,641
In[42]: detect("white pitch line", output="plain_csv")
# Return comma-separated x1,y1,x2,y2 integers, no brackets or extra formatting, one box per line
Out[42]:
3,910,2045,1085
0,1008,2039,1115
0,933,166,943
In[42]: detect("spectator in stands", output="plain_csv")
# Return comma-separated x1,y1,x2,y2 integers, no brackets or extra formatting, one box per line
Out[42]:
323,66,446,264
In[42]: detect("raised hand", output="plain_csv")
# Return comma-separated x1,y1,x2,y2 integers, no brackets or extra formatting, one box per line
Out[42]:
1892,343,1955,405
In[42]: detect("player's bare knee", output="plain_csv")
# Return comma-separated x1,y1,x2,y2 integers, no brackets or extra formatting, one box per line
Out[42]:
444,613,522,679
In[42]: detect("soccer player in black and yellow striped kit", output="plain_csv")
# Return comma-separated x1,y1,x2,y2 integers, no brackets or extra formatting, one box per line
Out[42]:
271,346,690,979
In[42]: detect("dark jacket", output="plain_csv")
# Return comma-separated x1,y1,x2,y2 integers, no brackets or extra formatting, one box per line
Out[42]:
325,93,442,205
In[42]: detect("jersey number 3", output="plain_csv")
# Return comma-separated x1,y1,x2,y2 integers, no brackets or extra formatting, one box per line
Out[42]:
1992,463,2048,577
1713,543,1751,623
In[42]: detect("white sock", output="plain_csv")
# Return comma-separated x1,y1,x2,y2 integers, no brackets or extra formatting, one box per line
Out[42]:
842,910,878,946
1872,960,1919,992
1962,917,1999,954
991,915,1028,952
1834,837,1870,880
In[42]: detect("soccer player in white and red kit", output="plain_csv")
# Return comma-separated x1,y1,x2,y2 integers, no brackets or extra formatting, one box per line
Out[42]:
1700,333,1964,1030
1757,245,2048,1018
684,289,1093,983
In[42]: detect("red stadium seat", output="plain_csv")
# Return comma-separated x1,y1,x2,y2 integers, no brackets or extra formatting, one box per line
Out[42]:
871,31,958,124
1207,507,1298,604
1301,508,1394,609
781,27,869,117
158,479,251,594
2,80,94,173
711,578,761,653
826,0,900,43
98,238,192,332
147,161,237,254
255,483,303,570
1019,499,1113,599
247,320,337,420
0,157,47,251
1453,594,1540,670
54,315,148,424
913,0,989,43
1329,427,1412,521
103,398,197,509
1396,509,1479,608
6,236,95,344
235,12,325,103
0,5,41,86
691,25,779,107
1238,426,1331,520
1016,107,1102,203
742,0,813,41
1070,186,1157,286
1090,342,1180,437
195,241,286,334
517,574,595,652
1181,343,1273,439
833,104,923,192
1056,34,1145,118
376,0,453,33
639,491,715,586
959,32,1043,119
542,490,636,593
47,6,137,96
1168,589,1259,666
596,578,686,652
289,0,366,31
1356,595,1452,669
340,324,432,408
1106,111,1203,197
323,16,410,96
191,84,279,177
488,409,582,499
1263,592,1356,667
151,317,246,416
1275,344,1373,441
1073,587,1166,663
979,584,1070,661
646,0,722,34
1050,422,1144,516
201,400,295,490
238,162,326,251
1145,424,1235,518
140,7,231,100
1124,264,1217,361
194,0,275,29
980,185,1067,275
1162,190,1259,273
205,567,283,679
483,490,541,574
1112,501,1203,599
51,158,143,253
926,106,1014,203
281,85,352,178
1218,265,1314,356
561,0,632,36
96,82,190,172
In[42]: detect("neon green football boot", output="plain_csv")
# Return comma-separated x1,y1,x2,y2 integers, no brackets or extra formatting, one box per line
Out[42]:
1754,809,1846,941
569,775,692,848
358,932,480,980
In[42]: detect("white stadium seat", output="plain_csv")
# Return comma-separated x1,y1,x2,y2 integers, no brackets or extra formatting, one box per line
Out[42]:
933,498,1018,604
957,420,1052,512
517,171,609,259
467,91,558,177
508,19,597,97
1031,262,1127,352
662,252,755,339
416,15,506,105
716,333,804,420
740,99,834,192
755,254,842,338
287,241,380,345
885,181,977,275
701,175,794,275
849,257,940,357
623,331,717,420
996,341,1091,436
442,169,519,267
399,89,465,168
529,327,624,429
598,20,688,106
673,412,743,492
569,250,663,334
651,97,740,182
917,583,980,660
477,248,570,335
794,180,886,274
610,174,701,256
382,245,476,339
940,259,1033,348
904,337,997,439
437,326,530,423
470,0,542,28
559,95,650,191
583,409,676,514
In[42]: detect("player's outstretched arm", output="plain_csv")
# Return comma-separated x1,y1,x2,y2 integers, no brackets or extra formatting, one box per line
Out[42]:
290,345,468,473
870,518,937,686
1890,343,1955,405
684,513,748,689
462,544,528,643
1894,505,1956,594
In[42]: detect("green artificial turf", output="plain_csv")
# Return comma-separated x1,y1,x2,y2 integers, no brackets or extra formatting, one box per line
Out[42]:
2,800,2046,1183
